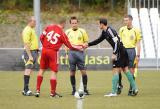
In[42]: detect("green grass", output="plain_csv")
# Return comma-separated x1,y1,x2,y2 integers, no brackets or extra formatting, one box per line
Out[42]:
0,70,160,109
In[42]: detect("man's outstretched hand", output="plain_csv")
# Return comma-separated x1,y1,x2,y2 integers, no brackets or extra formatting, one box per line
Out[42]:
82,43,88,49
72,44,84,51
71,43,89,51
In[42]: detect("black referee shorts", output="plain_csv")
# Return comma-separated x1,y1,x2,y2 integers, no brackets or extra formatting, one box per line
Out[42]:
112,46,129,68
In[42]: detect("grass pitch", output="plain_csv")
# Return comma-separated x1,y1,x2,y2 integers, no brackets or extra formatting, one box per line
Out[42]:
0,70,160,109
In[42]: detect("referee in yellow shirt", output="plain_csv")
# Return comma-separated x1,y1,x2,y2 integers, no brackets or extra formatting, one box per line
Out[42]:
118,15,142,95
65,16,89,95
22,16,39,96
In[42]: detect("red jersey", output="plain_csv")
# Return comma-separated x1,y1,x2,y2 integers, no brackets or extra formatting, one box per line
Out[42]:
40,24,78,51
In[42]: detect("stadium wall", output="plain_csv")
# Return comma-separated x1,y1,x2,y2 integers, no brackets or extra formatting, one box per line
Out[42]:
0,48,159,71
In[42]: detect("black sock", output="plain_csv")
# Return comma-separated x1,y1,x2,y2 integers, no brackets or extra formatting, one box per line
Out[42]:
70,75,76,91
24,75,30,92
82,74,88,91
118,73,122,86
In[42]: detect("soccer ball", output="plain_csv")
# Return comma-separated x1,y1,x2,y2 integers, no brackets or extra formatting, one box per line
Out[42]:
74,90,84,99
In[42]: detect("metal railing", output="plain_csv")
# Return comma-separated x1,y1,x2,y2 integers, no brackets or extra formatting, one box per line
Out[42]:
128,0,160,12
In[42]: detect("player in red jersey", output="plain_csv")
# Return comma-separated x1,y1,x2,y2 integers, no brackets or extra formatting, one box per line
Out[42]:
34,18,83,98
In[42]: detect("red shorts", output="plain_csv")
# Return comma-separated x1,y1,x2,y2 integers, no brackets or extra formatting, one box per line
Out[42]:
40,48,59,72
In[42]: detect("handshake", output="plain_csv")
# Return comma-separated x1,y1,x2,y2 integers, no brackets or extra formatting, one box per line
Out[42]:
71,43,89,51
82,43,89,49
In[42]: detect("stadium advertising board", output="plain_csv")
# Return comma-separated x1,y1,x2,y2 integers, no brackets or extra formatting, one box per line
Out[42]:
0,48,113,71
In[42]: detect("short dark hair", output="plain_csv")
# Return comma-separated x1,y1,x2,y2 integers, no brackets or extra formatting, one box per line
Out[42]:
99,18,107,26
70,16,78,23
124,15,133,20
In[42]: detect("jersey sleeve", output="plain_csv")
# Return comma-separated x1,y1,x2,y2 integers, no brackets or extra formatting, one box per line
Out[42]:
82,29,89,43
112,37,119,55
88,33,105,46
135,28,142,41
22,28,31,44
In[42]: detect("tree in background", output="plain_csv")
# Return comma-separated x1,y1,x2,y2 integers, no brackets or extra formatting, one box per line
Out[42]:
0,0,33,9
0,0,125,11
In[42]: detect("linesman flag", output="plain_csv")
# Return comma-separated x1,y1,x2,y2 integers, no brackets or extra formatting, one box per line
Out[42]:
133,58,139,77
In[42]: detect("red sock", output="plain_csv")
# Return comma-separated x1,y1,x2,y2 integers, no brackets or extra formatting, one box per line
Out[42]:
50,79,57,94
36,75,43,92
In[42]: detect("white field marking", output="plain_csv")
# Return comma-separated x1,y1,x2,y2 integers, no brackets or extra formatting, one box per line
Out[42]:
76,77,84,109
79,77,84,92
76,99,83,109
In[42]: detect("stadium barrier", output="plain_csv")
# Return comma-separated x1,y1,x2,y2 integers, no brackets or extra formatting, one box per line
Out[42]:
0,48,159,71
0,48,112,71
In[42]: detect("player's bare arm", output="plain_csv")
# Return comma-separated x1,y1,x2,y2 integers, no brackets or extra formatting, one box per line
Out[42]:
136,40,141,62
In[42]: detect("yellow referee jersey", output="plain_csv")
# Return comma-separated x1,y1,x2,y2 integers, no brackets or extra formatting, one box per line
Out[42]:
22,26,39,50
65,28,88,45
119,26,142,48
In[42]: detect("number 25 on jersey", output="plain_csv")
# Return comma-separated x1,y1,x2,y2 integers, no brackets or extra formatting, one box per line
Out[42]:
46,31,60,44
